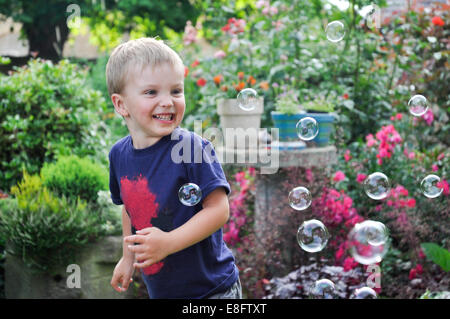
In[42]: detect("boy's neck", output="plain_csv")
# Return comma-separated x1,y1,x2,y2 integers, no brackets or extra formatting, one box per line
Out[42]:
130,133,163,149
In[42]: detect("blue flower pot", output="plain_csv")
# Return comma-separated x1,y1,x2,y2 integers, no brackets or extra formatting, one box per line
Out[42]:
271,111,335,146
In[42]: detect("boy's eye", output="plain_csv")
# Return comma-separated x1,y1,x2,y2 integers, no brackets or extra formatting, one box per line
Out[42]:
172,89,183,95
145,90,156,95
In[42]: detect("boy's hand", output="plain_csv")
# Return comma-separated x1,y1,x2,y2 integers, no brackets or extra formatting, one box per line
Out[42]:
111,256,134,293
124,227,172,269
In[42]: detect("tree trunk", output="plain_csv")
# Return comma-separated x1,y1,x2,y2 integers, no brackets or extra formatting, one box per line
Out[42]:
22,19,69,62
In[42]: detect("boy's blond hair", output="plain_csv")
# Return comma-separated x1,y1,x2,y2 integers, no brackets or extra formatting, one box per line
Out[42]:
106,37,184,96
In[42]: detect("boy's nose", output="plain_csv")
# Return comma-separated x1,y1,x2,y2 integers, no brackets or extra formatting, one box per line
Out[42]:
159,95,174,108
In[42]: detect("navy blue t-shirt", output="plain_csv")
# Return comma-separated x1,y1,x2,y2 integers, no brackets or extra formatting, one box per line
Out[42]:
108,127,239,298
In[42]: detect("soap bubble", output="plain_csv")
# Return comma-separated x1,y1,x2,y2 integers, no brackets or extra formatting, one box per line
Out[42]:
178,183,202,206
288,186,312,211
420,174,443,198
296,117,319,141
237,88,258,111
408,95,428,116
326,21,346,42
348,220,389,265
350,287,378,299
297,219,330,253
311,279,336,299
363,172,390,200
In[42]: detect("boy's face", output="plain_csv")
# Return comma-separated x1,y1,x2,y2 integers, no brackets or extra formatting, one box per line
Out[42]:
115,63,185,145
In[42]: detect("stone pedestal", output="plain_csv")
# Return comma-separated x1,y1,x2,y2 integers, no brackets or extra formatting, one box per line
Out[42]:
5,236,137,299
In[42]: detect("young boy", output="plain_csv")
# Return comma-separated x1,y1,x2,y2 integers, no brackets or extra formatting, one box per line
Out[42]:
106,37,241,299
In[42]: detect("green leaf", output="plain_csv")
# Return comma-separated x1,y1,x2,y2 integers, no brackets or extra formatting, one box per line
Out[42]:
421,243,450,272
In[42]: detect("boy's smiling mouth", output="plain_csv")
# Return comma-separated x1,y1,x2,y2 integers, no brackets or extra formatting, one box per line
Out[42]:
152,113,174,122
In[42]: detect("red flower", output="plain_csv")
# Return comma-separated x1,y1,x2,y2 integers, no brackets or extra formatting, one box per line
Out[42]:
343,93,349,99
184,66,189,78
431,16,445,26
409,268,417,280
406,198,416,208
191,59,200,68
196,77,206,87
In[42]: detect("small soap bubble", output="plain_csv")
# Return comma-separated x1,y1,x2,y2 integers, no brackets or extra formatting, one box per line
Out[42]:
178,183,202,206
296,117,319,141
326,21,346,42
420,174,443,198
363,172,390,200
350,287,378,299
311,279,336,299
237,88,258,111
297,219,330,253
408,95,428,116
348,220,389,265
288,186,312,211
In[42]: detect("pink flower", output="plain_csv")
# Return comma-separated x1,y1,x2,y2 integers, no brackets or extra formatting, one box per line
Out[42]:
214,50,226,59
418,249,426,259
356,173,367,183
343,257,358,272
437,153,445,161
333,171,346,182
335,245,345,260
344,149,352,162
366,134,377,147
432,164,439,172
421,109,434,126
183,20,198,45
436,180,449,195
396,113,403,120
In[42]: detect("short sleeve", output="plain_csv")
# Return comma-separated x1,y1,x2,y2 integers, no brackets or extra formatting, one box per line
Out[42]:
108,149,123,205
185,132,231,204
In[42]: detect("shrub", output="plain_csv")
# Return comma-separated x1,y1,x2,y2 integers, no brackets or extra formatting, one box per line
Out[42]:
0,58,111,191
41,155,108,203
0,172,102,272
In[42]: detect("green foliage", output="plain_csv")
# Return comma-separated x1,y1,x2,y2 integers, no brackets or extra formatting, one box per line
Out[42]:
421,243,450,272
304,95,335,113
95,190,122,237
0,172,102,272
0,58,110,191
274,93,301,115
41,155,108,204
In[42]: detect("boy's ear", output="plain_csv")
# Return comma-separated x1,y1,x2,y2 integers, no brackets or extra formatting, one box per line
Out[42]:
111,93,129,117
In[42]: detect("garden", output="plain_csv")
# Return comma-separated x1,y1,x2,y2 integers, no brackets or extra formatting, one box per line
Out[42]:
0,0,448,299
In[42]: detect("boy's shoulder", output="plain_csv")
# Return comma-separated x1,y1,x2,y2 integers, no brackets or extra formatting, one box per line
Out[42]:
109,135,131,158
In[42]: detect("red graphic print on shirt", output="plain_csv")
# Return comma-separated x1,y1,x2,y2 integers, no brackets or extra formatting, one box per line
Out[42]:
120,174,164,275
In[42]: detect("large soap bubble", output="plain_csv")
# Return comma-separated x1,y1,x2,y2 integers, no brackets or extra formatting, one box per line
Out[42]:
347,220,389,265
237,88,258,111
288,186,312,211
297,219,330,253
326,21,346,42
363,172,391,200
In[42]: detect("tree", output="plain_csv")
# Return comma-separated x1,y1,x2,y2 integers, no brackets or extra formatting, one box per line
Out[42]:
0,0,201,61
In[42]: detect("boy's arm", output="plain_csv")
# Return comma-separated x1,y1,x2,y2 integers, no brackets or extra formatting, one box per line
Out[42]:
167,187,230,255
125,187,229,268
121,206,135,261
